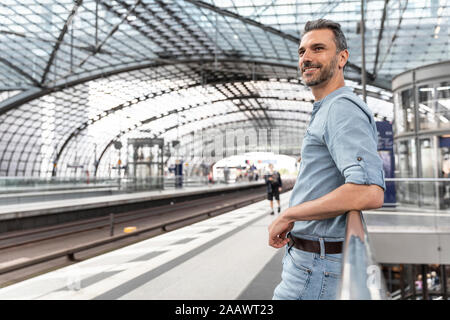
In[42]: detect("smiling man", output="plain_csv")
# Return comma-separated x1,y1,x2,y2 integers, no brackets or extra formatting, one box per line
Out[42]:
269,19,386,300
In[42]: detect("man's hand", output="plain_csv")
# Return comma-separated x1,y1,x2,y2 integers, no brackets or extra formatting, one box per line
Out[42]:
278,187,282,192
268,211,294,248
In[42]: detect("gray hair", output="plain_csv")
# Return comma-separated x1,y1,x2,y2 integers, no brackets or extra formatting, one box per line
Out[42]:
302,19,348,53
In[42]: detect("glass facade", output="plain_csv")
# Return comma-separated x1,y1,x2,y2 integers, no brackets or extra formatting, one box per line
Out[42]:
392,61,450,209
394,88,415,134
394,138,418,206
418,83,450,131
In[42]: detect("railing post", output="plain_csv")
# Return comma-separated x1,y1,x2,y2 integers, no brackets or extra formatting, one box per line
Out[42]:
400,264,405,299
339,210,387,299
109,213,114,237
442,264,448,300
421,264,428,300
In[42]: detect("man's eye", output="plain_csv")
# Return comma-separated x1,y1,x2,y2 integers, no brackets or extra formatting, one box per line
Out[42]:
315,47,323,51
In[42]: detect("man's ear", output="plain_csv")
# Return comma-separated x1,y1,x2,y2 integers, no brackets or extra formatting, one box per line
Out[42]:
339,49,349,69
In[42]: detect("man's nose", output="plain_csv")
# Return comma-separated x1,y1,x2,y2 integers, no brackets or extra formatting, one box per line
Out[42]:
299,49,312,65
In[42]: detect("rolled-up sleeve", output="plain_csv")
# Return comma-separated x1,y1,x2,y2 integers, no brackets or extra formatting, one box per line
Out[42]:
324,98,386,191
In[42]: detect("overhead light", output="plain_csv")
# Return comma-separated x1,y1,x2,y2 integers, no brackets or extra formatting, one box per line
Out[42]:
419,103,433,113
437,86,450,91
419,87,433,92
434,25,441,35
440,115,449,123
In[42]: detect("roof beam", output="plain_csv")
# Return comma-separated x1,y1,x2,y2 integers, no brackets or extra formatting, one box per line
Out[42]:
40,0,83,85
0,57,391,121
100,0,170,54
78,0,142,68
373,0,390,77
193,119,306,139
222,82,265,129
153,0,214,56
0,57,41,88
151,110,309,139
184,0,299,43
0,58,298,117
375,0,409,76
186,0,380,87
241,81,273,127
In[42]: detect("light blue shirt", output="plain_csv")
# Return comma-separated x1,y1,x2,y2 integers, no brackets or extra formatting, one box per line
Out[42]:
289,86,386,241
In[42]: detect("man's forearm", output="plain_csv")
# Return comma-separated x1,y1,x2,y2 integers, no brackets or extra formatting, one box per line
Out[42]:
282,183,384,223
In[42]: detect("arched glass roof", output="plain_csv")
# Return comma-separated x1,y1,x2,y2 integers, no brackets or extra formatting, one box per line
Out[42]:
0,0,447,177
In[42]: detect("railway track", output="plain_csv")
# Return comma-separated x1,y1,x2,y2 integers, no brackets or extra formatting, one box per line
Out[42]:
0,187,264,250
0,181,293,285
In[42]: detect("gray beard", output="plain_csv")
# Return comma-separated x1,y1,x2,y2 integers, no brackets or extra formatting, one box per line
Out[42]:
304,57,338,87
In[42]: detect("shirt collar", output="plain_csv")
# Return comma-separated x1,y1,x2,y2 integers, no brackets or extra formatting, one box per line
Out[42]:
312,86,352,110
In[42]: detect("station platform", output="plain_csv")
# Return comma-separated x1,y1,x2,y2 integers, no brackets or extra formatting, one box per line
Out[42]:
0,191,289,300
0,187,118,206
0,181,265,233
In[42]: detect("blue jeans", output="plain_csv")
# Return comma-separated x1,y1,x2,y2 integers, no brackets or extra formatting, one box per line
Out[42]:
273,239,343,300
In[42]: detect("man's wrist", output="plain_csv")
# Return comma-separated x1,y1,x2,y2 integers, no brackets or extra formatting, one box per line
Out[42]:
281,208,296,224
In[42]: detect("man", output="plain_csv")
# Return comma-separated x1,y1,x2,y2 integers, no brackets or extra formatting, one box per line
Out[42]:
264,163,283,215
269,19,385,300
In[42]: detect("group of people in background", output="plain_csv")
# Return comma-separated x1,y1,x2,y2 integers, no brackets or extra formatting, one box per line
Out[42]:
415,271,441,292
235,164,260,182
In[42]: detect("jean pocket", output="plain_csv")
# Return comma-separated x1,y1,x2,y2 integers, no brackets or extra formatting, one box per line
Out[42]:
319,271,341,300
324,253,342,263
287,248,313,274
278,253,312,300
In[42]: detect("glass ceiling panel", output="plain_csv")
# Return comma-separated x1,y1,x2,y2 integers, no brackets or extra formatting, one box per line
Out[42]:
1,0,302,91
0,0,429,177
201,0,450,80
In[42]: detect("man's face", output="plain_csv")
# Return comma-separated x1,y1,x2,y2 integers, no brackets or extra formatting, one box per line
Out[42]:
298,29,340,87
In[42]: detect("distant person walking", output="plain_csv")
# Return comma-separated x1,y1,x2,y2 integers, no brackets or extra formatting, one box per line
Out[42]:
264,164,282,215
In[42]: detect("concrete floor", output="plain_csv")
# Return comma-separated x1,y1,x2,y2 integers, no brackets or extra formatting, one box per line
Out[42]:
0,192,289,300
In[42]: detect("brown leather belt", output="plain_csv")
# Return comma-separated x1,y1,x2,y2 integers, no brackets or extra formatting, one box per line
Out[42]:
288,234,343,254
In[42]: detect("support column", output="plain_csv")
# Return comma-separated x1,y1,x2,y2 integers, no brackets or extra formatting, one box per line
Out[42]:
400,264,405,299
421,264,429,300
360,0,367,103
412,265,417,299
442,265,448,300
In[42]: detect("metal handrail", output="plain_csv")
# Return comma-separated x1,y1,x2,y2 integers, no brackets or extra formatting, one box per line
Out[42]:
385,178,450,182
338,210,388,300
